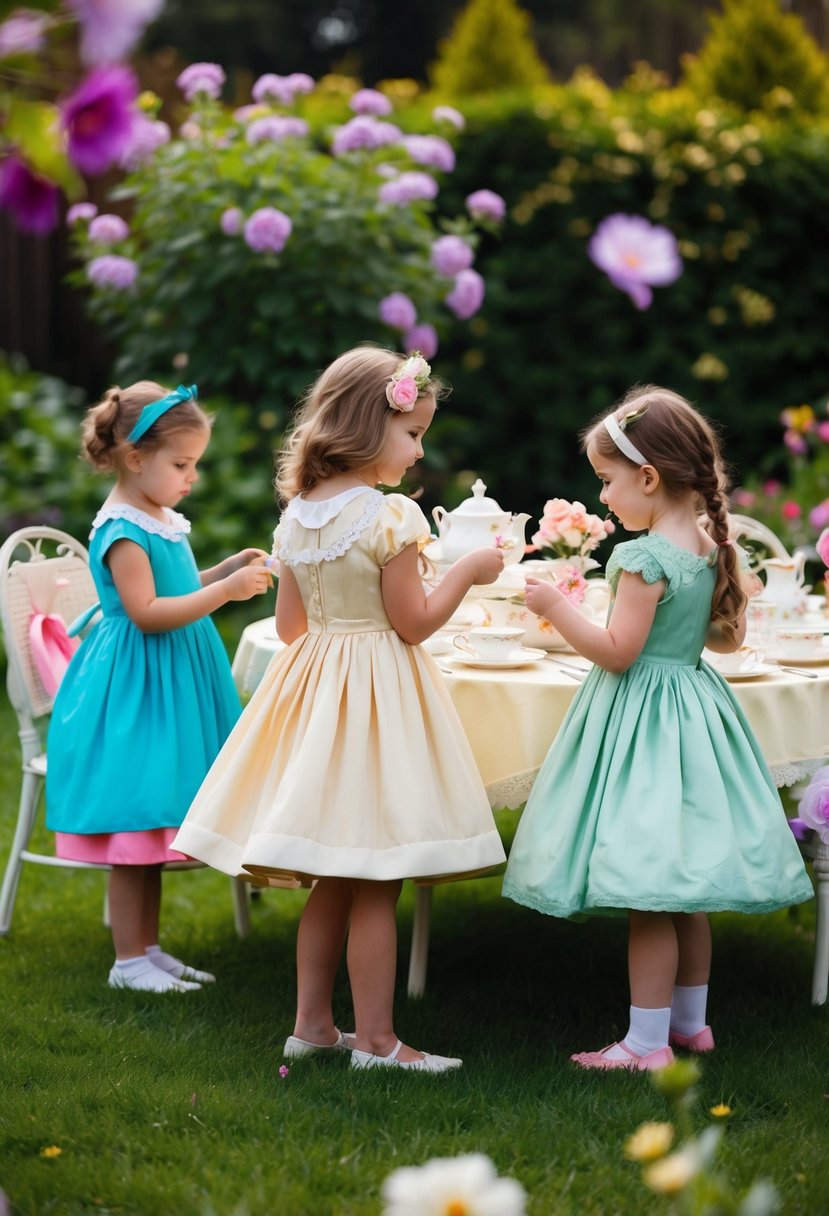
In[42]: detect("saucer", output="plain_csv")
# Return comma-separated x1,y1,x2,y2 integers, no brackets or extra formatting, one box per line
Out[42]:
450,646,547,670
718,663,776,681
774,652,829,666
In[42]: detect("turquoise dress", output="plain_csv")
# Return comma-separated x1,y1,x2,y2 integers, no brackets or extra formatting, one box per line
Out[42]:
46,505,241,838
502,533,814,918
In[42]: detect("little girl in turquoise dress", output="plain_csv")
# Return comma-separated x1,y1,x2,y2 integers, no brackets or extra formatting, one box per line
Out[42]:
46,381,272,992
502,385,813,1069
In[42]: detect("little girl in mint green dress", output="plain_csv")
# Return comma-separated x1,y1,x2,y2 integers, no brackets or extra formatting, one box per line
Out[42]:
503,385,813,1071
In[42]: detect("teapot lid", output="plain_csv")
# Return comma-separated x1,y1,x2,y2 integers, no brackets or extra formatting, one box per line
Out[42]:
451,478,506,516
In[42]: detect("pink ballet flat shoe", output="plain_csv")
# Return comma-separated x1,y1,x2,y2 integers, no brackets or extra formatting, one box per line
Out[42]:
669,1025,715,1053
283,1029,356,1058
571,1041,675,1071
350,1038,462,1073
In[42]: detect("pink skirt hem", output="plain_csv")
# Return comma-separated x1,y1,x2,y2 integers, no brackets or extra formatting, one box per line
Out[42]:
55,828,190,865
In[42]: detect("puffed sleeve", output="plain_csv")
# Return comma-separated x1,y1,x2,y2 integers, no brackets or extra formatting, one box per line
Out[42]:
606,538,668,594
95,518,150,561
370,494,433,568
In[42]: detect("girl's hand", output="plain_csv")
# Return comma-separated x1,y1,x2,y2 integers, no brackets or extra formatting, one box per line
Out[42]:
229,547,269,573
461,547,505,586
224,564,273,601
523,575,563,620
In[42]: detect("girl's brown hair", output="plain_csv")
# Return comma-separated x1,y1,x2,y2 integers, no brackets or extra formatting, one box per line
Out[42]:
584,384,747,643
275,346,444,503
81,380,211,473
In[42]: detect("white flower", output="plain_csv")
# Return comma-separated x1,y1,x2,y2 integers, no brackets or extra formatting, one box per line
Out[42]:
381,1153,527,1216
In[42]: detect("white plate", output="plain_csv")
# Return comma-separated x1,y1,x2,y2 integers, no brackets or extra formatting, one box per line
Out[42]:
449,646,547,670
774,652,829,666
717,663,777,681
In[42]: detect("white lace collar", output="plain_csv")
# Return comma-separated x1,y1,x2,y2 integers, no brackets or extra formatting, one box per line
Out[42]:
90,503,191,542
277,489,384,567
292,486,377,528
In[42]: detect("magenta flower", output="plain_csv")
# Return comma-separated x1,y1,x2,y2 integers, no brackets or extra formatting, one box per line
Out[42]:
350,88,392,117
0,9,48,57
781,500,802,521
378,172,438,206
379,292,417,331
809,500,829,530
278,1064,290,1078
402,135,455,173
763,479,783,496
331,116,402,155
445,268,485,320
89,213,129,243
61,65,138,176
120,115,170,169
466,189,506,224
177,62,225,102
431,235,474,277
818,422,829,443
783,429,808,456
0,156,60,234
244,207,292,254
66,201,98,226
404,323,438,360
247,116,309,145
69,0,163,65
87,254,138,289
220,207,243,236
798,766,829,843
588,213,682,310
818,528,829,567
432,105,465,131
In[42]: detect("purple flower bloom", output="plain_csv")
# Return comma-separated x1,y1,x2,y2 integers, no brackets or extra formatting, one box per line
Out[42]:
61,65,138,176
350,88,392,117
432,105,465,131
0,156,60,234
379,292,417,331
66,201,98,225
404,323,438,360
220,207,243,236
246,115,309,145
375,163,399,178
783,429,809,456
89,213,129,243
466,189,506,223
809,499,829,530
445,268,485,320
0,9,48,57
431,235,474,277
119,115,170,169
87,254,138,289
798,765,829,843
69,0,163,66
287,73,314,97
244,206,292,254
402,135,455,173
331,116,402,156
177,62,225,102
378,172,438,206
818,528,829,567
252,72,314,106
588,213,682,310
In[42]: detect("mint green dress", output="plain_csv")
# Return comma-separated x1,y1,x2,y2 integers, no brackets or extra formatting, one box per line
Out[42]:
502,534,814,918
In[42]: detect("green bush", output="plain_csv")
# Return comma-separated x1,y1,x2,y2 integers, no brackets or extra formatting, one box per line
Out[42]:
430,0,549,97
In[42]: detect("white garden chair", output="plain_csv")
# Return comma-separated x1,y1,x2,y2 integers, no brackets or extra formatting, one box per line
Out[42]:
0,526,250,937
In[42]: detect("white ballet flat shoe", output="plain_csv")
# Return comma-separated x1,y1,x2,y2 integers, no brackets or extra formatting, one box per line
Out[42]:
283,1029,356,1058
350,1038,463,1073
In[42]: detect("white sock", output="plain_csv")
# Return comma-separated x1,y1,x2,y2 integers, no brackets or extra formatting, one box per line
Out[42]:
146,944,216,984
623,1005,672,1056
108,956,199,993
670,984,709,1036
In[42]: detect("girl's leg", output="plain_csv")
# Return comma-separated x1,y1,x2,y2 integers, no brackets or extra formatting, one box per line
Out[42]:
142,866,217,983
670,912,713,1041
107,865,193,992
292,877,353,1045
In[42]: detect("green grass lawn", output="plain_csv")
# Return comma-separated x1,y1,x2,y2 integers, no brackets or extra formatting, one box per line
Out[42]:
0,695,826,1216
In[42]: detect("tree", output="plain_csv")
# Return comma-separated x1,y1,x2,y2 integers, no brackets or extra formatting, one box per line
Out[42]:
430,0,549,96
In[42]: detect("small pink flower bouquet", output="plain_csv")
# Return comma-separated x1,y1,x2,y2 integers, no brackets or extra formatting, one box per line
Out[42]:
532,498,614,563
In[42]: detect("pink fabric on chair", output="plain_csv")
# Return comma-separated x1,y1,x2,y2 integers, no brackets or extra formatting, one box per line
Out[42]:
28,611,79,698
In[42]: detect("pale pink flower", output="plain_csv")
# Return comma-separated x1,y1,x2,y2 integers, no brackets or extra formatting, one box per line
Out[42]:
554,566,588,604
69,0,163,66
332,116,402,155
350,88,392,116
404,323,438,359
0,9,48,57
784,429,808,455
243,207,292,254
379,292,417,331
797,766,829,843
378,172,438,206
533,498,612,557
388,377,418,410
402,134,455,173
466,189,506,223
431,235,473,277
88,213,128,243
432,105,465,131
220,207,243,236
588,213,682,309
252,73,313,106
177,62,225,102
731,488,756,508
87,254,138,289
818,527,829,567
445,268,484,320
66,201,98,225
120,115,170,169
819,422,829,443
809,500,829,530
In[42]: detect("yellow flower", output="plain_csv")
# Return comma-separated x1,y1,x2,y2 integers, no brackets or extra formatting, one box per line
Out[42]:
643,1149,698,1195
39,1145,62,1158
710,1104,732,1118
624,1122,675,1162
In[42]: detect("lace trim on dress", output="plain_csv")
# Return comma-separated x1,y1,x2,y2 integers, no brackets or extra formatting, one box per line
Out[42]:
90,503,191,541
276,490,385,567
607,533,715,604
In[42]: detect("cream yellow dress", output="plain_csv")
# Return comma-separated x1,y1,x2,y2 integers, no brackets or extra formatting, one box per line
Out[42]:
173,488,506,886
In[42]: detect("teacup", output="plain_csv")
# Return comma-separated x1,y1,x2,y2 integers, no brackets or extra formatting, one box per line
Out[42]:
716,645,761,674
775,627,824,658
454,626,525,660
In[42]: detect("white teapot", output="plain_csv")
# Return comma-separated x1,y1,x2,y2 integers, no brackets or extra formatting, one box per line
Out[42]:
432,478,530,566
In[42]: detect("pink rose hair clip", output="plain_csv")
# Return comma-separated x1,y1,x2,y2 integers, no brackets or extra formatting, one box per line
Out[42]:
385,352,432,412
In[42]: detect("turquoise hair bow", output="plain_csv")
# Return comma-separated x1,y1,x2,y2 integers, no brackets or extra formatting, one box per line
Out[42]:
126,384,198,444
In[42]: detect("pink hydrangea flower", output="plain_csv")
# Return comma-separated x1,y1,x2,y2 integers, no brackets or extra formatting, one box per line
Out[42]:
404,323,438,360
0,155,59,234
331,116,402,155
466,189,506,223
349,88,392,117
818,528,829,567
379,292,417,331
247,115,309,144
120,115,170,169
431,235,474,277
66,201,98,225
378,172,438,206
588,213,683,310
87,254,138,289
243,206,292,253
61,65,138,176
0,9,48,57
252,73,313,106
89,213,129,243
69,0,163,66
402,135,455,173
220,207,243,236
432,105,465,131
445,268,485,320
177,62,225,102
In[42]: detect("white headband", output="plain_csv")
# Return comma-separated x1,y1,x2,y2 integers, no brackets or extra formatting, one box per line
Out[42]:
603,413,648,466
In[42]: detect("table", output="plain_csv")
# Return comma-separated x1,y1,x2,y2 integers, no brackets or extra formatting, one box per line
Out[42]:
231,618,829,1003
